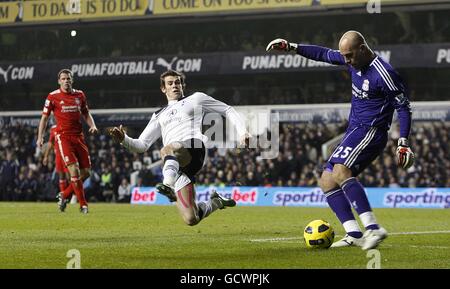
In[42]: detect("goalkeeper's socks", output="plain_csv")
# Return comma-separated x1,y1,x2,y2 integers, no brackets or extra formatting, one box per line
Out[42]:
325,188,356,223
341,177,373,214
162,156,179,188
359,211,380,230
325,188,363,238
346,229,363,239
341,177,380,231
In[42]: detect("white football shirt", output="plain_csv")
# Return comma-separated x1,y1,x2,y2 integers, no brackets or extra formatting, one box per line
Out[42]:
121,92,247,153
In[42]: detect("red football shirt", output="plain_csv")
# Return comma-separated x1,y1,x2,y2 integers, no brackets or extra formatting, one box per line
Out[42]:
42,89,89,136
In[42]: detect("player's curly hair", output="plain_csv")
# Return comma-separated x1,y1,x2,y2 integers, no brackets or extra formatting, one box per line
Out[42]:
57,69,73,80
160,70,186,89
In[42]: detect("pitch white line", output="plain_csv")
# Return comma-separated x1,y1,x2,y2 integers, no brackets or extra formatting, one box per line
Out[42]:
250,237,301,242
249,230,450,243
389,230,450,235
383,244,450,249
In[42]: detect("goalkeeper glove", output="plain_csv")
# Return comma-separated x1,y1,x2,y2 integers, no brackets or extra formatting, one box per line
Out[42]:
396,137,415,169
266,38,298,52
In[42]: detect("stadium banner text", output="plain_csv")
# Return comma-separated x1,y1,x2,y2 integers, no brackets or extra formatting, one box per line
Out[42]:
1,0,442,25
0,2,19,24
1,43,449,85
318,0,420,5
131,186,450,208
0,0,152,24
152,0,437,15
153,0,312,15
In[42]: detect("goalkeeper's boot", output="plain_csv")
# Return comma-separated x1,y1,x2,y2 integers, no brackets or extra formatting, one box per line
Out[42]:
80,205,89,214
330,234,364,248
362,227,388,250
156,183,177,202
210,190,236,209
57,192,69,212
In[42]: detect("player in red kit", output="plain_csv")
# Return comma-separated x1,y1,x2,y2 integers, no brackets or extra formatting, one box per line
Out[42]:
42,125,73,198
37,69,98,214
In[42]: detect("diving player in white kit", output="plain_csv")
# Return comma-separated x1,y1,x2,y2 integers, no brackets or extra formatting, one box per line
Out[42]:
109,70,251,226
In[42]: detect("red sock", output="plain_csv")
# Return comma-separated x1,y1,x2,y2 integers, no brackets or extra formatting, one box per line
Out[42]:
59,179,67,193
62,181,74,200
70,176,88,208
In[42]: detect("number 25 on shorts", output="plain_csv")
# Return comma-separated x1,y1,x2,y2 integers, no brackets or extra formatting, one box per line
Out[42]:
332,146,353,159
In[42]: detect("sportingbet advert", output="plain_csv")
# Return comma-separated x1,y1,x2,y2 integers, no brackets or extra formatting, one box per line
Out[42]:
131,186,450,209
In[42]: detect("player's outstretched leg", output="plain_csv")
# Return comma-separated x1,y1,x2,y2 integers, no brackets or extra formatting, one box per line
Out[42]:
156,152,181,202
195,190,236,224
210,190,236,209
176,183,201,226
175,182,236,226
162,155,179,186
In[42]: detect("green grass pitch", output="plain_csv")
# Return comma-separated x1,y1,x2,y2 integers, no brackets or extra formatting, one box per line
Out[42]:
0,202,449,269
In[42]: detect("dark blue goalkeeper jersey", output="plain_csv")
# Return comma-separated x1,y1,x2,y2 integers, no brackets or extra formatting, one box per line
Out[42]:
297,44,412,138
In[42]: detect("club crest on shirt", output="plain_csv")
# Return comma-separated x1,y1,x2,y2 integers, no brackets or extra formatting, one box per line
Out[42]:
75,98,80,105
362,79,370,91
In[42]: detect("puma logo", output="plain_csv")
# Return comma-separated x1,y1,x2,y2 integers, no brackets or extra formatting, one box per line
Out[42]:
156,57,178,70
0,65,13,83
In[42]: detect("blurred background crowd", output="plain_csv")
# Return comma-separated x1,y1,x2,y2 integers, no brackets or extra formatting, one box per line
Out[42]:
1,120,448,202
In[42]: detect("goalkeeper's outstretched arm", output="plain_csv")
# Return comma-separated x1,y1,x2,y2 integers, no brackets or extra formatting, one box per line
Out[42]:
266,38,346,65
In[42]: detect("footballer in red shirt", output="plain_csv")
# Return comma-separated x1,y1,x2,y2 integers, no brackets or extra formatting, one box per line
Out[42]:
37,69,98,214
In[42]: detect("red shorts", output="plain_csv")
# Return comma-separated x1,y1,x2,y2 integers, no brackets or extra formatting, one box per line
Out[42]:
53,146,68,173
55,133,91,169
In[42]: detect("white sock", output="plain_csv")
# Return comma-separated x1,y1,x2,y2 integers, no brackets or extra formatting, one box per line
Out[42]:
162,157,179,188
342,220,362,234
197,198,221,220
359,211,378,228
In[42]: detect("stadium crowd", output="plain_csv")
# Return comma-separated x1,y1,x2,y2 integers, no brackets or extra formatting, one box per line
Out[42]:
2,9,448,61
0,120,448,202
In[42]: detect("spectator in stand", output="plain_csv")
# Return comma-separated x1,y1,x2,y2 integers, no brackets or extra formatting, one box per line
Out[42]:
117,178,132,203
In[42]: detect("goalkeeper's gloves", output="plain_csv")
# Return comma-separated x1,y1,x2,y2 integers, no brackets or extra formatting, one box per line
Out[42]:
396,137,415,169
266,38,298,52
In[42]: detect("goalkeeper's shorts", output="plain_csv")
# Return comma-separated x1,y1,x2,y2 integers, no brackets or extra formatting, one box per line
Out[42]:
324,125,388,176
